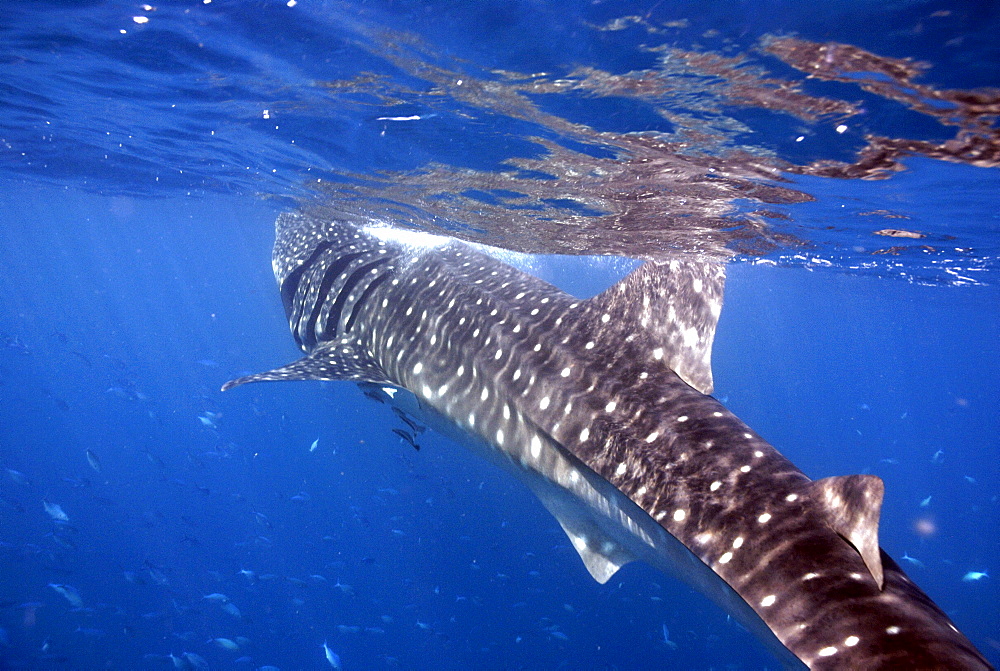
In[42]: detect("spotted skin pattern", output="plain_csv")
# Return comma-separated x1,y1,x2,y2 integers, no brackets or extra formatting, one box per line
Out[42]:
225,213,991,670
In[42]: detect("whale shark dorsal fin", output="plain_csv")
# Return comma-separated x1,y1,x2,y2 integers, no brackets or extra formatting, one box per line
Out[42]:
221,338,391,391
580,258,725,394
809,474,886,590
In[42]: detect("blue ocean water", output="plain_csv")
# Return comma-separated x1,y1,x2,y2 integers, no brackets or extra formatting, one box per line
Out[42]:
1,1,997,669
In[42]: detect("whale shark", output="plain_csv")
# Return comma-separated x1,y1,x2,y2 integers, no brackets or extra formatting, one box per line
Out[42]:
224,212,991,669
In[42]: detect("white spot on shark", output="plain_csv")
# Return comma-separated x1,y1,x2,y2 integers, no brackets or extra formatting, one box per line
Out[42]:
682,327,699,348
530,436,542,459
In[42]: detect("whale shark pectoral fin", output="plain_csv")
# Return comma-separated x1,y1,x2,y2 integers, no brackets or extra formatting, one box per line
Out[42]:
221,339,391,391
810,474,886,590
581,258,725,395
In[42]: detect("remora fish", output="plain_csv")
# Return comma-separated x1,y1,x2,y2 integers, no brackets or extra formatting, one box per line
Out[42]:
224,213,990,670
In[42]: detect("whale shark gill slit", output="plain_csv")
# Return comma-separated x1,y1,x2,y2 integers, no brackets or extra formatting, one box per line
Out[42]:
328,257,391,338
280,240,333,324
300,250,364,349
345,267,392,334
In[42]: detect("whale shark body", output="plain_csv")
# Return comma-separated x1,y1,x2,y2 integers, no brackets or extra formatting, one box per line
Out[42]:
225,212,991,669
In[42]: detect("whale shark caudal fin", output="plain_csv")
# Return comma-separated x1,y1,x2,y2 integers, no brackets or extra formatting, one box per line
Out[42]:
808,474,886,589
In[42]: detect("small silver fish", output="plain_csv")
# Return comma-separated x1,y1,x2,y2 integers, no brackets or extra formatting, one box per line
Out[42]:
147,567,168,585
42,500,69,522
183,652,210,670
322,640,342,669
5,468,29,485
85,449,101,473
220,602,242,619
662,623,679,650
48,583,82,608
210,637,240,651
